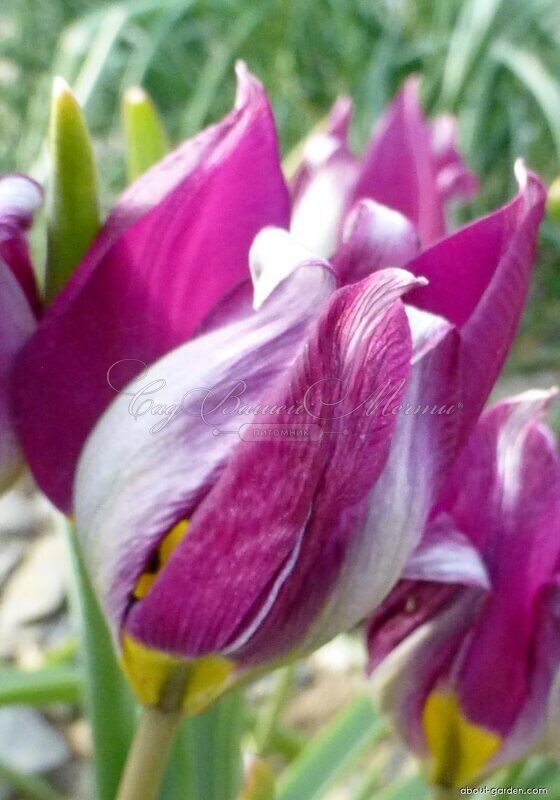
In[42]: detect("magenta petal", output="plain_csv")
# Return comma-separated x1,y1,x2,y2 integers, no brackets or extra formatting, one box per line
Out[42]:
439,391,560,735
0,175,42,315
15,64,291,512
332,199,420,286
430,114,478,202
123,269,421,664
0,267,36,491
351,77,445,247
407,162,546,444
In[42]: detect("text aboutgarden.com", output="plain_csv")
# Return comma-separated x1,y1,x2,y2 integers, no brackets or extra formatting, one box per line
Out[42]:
460,789,548,796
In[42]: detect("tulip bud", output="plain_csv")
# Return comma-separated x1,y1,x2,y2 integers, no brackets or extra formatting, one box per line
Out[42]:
46,77,101,301
547,174,560,223
121,87,168,183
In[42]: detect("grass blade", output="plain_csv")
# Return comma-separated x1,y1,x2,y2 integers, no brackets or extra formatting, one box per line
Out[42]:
0,665,82,706
277,697,385,800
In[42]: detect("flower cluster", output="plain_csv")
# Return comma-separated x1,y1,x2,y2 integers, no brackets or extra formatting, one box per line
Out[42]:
0,63,555,789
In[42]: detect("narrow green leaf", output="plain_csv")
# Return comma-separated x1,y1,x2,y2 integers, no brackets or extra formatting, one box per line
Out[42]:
491,42,560,161
0,760,64,800
439,0,504,109
158,689,245,800
0,664,82,706
254,665,295,757
46,77,101,301
65,523,136,800
122,86,168,182
375,775,429,800
239,758,276,800
277,697,385,800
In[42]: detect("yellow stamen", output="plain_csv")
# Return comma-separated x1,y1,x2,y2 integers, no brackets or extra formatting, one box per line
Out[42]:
422,690,502,788
133,519,190,600
121,634,234,715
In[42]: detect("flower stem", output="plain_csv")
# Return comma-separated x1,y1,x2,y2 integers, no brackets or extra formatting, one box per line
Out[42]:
116,707,182,800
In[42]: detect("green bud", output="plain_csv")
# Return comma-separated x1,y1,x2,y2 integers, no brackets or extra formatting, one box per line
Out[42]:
547,175,560,224
46,77,101,302
121,87,168,183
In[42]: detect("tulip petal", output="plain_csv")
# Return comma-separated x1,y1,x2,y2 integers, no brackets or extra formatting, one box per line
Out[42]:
121,269,421,665
332,199,420,286
430,114,478,202
291,98,359,257
368,390,560,778
0,266,36,490
15,64,291,512
403,515,489,589
406,162,546,444
0,175,42,315
351,77,445,247
75,232,335,641
0,174,41,490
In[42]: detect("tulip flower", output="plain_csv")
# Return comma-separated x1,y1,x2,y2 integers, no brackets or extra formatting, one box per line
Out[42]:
0,174,42,491
12,62,545,722
72,154,543,716
367,389,560,792
291,77,477,257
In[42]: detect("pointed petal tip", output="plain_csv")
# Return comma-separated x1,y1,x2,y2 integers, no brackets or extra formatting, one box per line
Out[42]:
234,60,261,107
506,386,559,416
514,158,547,203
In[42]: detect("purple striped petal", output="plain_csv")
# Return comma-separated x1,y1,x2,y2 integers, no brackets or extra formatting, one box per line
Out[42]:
351,77,446,247
291,98,359,257
0,175,41,490
15,63,290,512
368,390,560,784
332,199,420,286
75,230,335,641
115,269,421,666
0,175,42,316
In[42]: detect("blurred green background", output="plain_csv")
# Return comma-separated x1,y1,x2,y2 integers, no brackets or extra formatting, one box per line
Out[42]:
1,0,559,372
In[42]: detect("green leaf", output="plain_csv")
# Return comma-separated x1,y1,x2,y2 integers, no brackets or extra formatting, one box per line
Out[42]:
439,0,504,109
65,523,136,800
46,77,101,301
375,775,430,800
158,689,245,800
491,41,560,162
0,761,64,800
277,697,385,800
121,86,168,182
254,665,295,757
0,664,82,706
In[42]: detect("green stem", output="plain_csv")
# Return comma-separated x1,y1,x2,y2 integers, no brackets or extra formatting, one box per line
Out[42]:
64,522,136,800
116,707,182,800
254,665,295,756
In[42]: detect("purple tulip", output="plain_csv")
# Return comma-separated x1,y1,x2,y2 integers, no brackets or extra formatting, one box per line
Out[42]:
0,175,42,491
11,66,546,712
367,390,560,789
291,76,477,257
